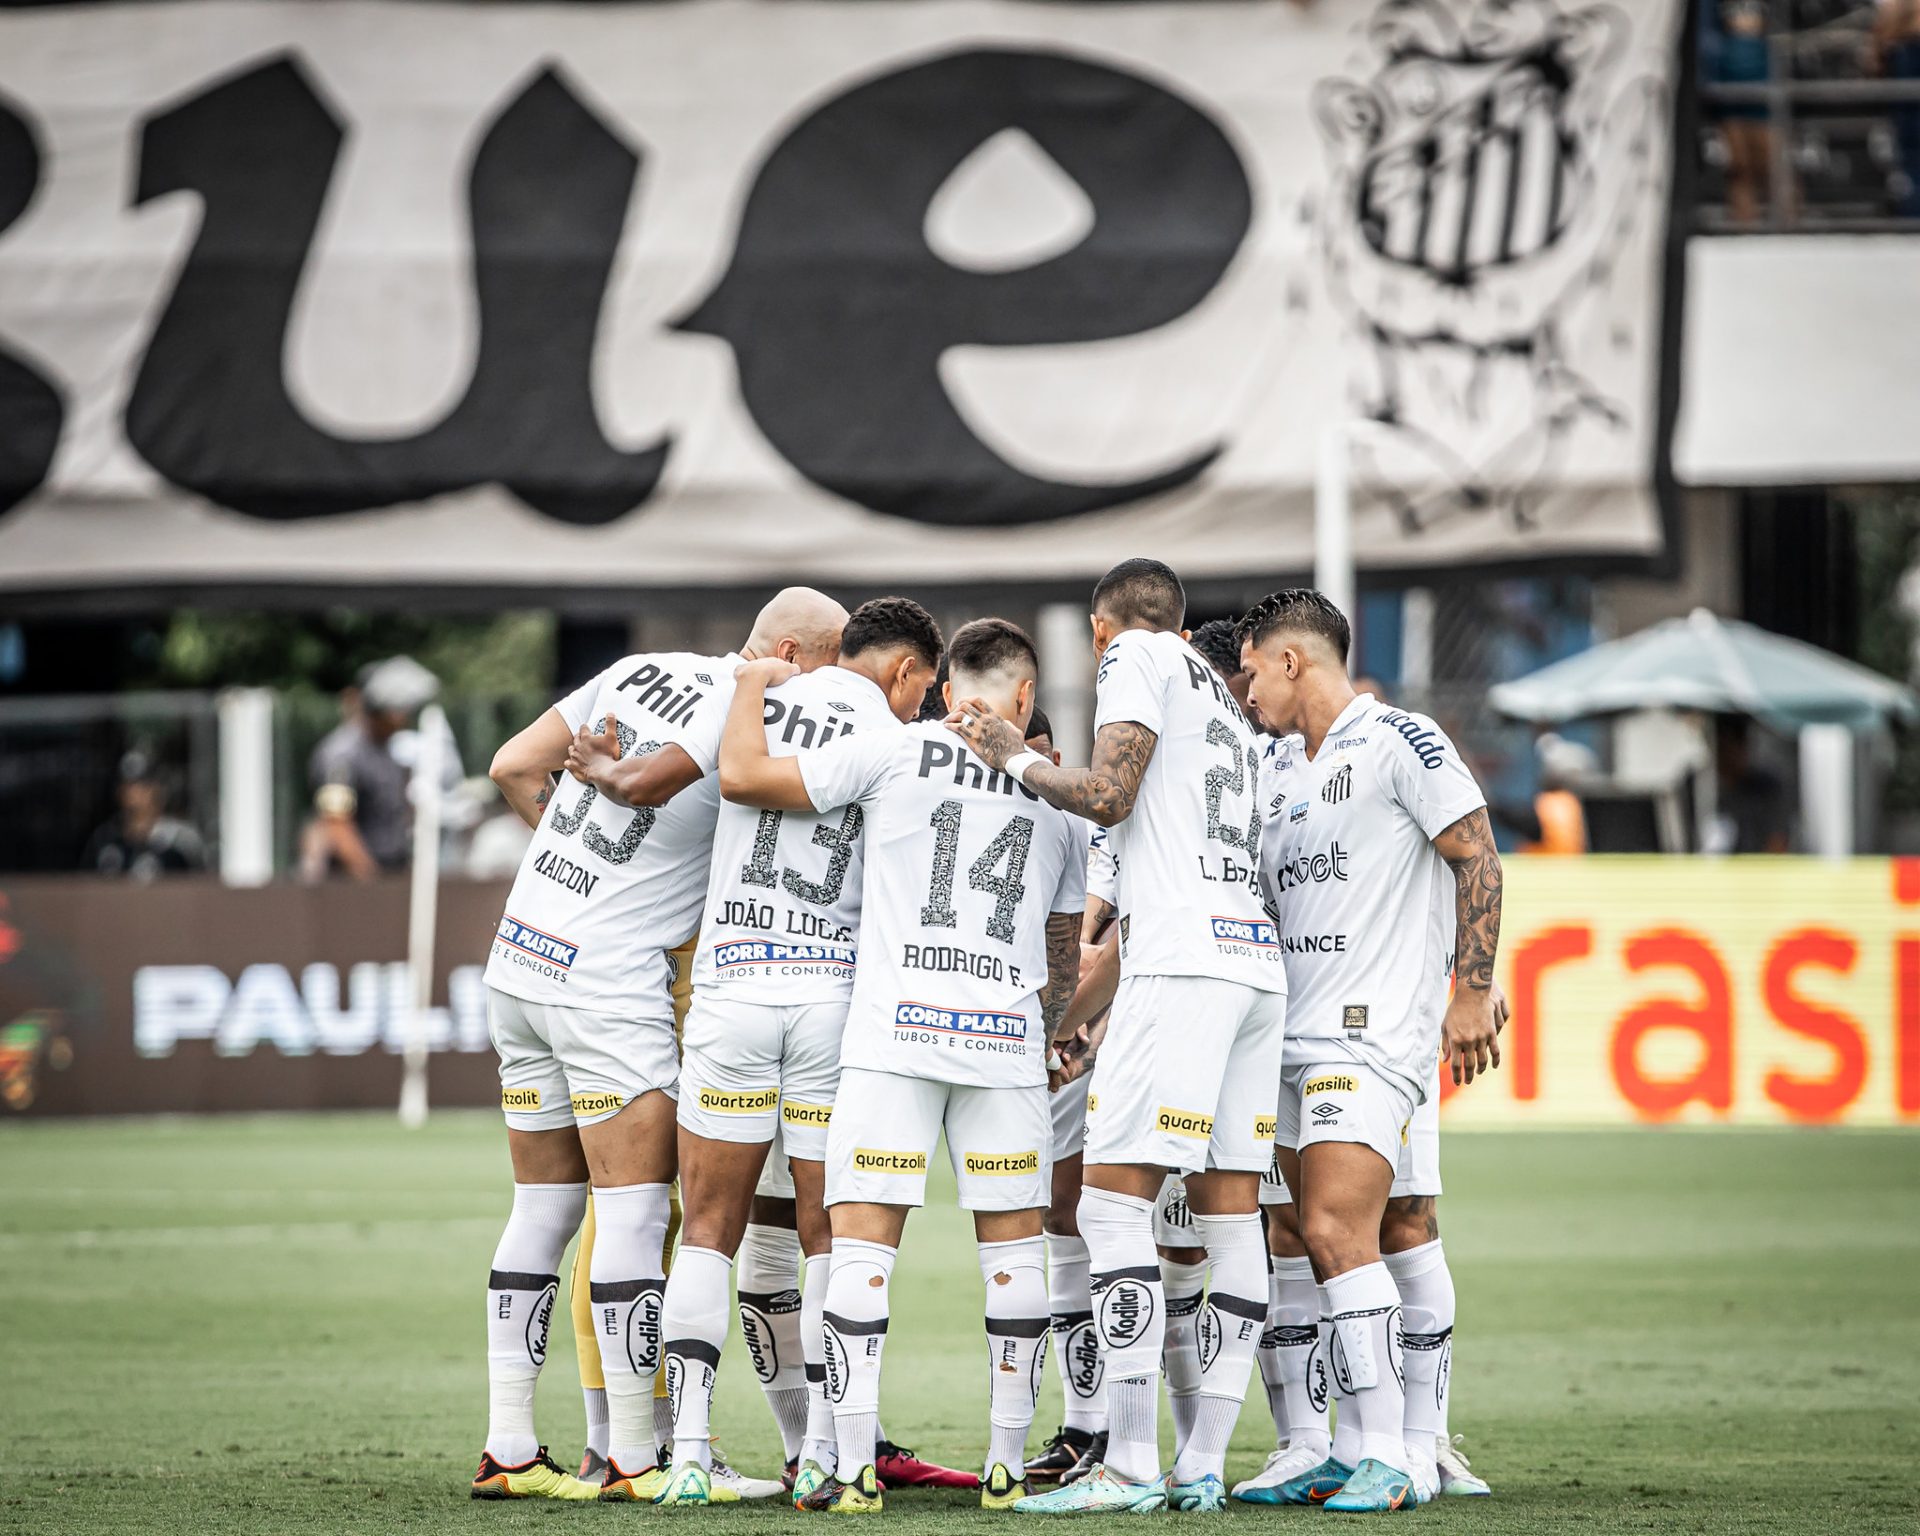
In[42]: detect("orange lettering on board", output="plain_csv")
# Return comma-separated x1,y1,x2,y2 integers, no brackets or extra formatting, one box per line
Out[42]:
1611,931,1733,1119
1761,930,1865,1122
1503,925,1593,1103
1899,938,1920,1117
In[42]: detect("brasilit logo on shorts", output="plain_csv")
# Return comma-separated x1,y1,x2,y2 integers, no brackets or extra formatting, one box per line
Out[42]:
1303,1074,1357,1097
963,1150,1040,1176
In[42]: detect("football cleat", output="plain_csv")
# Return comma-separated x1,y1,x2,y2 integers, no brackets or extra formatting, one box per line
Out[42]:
653,1461,712,1507
1061,1431,1106,1486
781,1457,799,1493
1026,1426,1094,1485
1167,1474,1226,1512
1436,1434,1491,1496
876,1438,979,1490
598,1455,671,1502
1322,1457,1415,1513
798,1462,884,1513
1233,1443,1338,1504
981,1463,1032,1510
709,1443,779,1500
470,1446,600,1501
577,1447,608,1483
792,1458,833,1507
1013,1466,1167,1514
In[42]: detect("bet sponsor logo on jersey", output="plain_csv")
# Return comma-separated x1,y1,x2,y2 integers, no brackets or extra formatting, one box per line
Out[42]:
963,1150,1041,1177
696,1085,779,1115
1271,842,1351,893
892,1000,1028,1054
493,913,578,977
852,1147,929,1174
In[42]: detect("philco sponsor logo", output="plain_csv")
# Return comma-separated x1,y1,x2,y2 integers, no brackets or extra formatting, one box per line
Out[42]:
1254,1113,1278,1140
964,1150,1041,1177
1304,1074,1358,1096
494,914,578,971
853,1147,928,1173
697,1086,779,1114
781,1099,833,1128
1156,1106,1214,1139
892,1001,1024,1040
1210,915,1279,949
571,1090,625,1117
500,1087,542,1110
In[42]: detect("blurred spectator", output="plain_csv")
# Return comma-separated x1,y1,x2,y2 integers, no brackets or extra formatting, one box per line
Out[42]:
465,778,536,879
1872,0,1920,216
1707,713,1792,853
1493,734,1596,854
1703,0,1782,224
81,750,207,879
299,655,438,879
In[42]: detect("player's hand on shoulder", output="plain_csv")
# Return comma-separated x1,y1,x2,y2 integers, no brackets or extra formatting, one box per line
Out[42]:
1442,986,1502,1087
565,714,621,785
736,657,799,687
948,697,1023,769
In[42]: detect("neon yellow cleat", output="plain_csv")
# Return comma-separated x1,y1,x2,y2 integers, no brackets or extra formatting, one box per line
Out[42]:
982,1463,1032,1510
792,1458,833,1508
599,1455,671,1502
654,1461,712,1506
798,1462,884,1514
470,1446,600,1501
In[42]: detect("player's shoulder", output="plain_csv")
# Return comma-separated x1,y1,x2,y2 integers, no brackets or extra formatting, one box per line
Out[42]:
1096,625,1179,680
780,663,889,717
1358,700,1460,773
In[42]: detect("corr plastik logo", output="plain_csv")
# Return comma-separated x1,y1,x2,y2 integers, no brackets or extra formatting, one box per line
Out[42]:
570,1090,625,1117
853,1147,928,1173
781,1099,833,1128
494,914,578,970
1156,1106,1214,1139
714,939,854,970
1210,915,1279,949
500,1087,542,1110
697,1086,779,1114
963,1151,1040,1177
892,1001,1024,1039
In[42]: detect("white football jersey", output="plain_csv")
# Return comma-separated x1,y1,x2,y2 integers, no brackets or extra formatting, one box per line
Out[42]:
484,652,739,1012
797,722,1088,1088
1093,628,1285,992
1086,824,1117,910
1256,694,1486,1100
691,666,901,1003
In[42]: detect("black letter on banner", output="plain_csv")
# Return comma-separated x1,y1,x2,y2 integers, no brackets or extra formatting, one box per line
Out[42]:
0,95,64,518
682,47,1251,527
127,57,664,523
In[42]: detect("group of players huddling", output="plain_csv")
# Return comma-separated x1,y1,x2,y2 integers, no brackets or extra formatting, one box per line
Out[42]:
471,560,1506,1516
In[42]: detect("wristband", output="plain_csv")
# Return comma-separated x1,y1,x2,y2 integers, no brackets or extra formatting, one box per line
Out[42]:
1005,749,1049,788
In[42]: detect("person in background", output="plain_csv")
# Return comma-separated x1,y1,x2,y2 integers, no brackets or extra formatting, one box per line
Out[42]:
1495,734,1594,855
299,655,439,879
1708,713,1791,853
81,749,207,879
1872,0,1920,217
1702,0,1781,224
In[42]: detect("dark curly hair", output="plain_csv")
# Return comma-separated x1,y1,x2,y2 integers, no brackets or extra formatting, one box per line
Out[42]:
1188,617,1244,680
840,596,944,672
1234,589,1351,666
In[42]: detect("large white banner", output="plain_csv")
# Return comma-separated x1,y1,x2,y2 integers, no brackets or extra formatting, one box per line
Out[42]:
0,0,1683,598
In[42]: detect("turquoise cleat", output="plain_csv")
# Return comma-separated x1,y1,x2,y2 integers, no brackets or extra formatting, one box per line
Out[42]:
652,1460,712,1506
1263,1455,1355,1506
1323,1458,1415,1513
1013,1467,1168,1514
1167,1474,1227,1512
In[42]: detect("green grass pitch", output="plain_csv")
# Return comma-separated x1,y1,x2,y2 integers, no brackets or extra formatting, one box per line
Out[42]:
2,1114,1916,1534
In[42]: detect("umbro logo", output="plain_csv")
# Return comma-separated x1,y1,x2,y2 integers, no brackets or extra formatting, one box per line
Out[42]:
827,701,853,713
695,672,713,685
1322,765,1353,804
1311,1101,1341,1122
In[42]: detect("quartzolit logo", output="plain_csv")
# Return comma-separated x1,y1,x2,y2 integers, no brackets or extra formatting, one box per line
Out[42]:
1097,1278,1157,1349
526,1281,557,1367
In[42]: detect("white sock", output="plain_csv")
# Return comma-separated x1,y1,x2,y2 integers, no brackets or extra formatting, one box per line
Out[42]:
583,1387,609,1460
824,1238,895,1477
1385,1240,1453,1486
1269,1256,1330,1458
800,1252,837,1472
980,1236,1049,1477
1046,1232,1105,1435
1324,1263,1409,1473
1077,1187,1163,1482
662,1245,733,1472
485,1182,588,1465
1324,1287,1360,1469
1171,1212,1265,1484
738,1222,808,1462
588,1182,671,1472
1159,1256,1207,1454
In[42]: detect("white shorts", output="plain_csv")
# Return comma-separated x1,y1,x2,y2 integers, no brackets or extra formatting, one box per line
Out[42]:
1390,1072,1442,1198
677,994,844,1161
1153,1173,1198,1250
1083,975,1285,1174
1050,1072,1090,1164
825,1066,1049,1212
1276,1058,1415,1175
1258,1139,1291,1206
488,986,679,1131
756,1123,797,1201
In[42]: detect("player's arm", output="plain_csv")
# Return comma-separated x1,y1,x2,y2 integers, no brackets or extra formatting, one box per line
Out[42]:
1433,806,1505,1086
564,715,705,809
490,708,576,828
716,657,813,811
1041,910,1083,1089
1064,928,1120,1038
949,706,1156,828
1081,897,1116,944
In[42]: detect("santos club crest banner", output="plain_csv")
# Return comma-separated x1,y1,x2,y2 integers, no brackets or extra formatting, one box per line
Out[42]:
0,0,1683,599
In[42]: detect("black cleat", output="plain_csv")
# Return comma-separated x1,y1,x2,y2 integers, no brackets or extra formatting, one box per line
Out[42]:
1026,1426,1094,1485
1062,1430,1107,1486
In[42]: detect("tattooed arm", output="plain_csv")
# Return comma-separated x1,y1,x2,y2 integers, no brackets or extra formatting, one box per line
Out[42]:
489,707,576,829
1432,806,1504,1086
1040,909,1085,1090
948,704,1157,828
